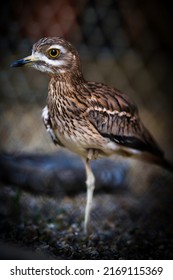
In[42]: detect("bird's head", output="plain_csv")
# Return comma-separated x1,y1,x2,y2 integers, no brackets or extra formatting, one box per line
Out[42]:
11,37,83,78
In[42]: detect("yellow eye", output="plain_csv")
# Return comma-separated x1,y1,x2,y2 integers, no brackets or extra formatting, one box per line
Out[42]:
48,49,60,58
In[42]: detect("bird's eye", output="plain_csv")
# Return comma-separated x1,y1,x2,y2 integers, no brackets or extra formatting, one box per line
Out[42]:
48,49,60,58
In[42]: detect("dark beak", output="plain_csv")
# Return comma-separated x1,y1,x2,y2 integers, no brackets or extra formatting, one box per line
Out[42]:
10,55,37,67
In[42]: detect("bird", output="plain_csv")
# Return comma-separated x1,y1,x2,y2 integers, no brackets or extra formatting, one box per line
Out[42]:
11,37,172,233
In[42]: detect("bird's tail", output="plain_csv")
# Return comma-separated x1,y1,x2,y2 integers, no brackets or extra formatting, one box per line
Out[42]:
132,152,173,172
157,157,173,172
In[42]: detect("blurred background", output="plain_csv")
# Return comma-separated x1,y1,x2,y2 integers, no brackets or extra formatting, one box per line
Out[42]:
0,0,173,259
0,0,173,157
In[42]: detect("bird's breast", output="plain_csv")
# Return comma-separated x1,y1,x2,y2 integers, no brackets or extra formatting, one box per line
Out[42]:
44,98,115,158
50,112,99,156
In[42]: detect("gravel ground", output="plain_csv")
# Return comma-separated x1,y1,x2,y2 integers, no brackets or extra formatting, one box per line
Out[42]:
0,152,173,260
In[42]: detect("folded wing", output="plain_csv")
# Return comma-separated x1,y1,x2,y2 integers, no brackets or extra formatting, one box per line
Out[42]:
86,82,163,158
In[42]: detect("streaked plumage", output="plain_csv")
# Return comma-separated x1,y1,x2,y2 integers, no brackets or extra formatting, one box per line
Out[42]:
11,37,172,233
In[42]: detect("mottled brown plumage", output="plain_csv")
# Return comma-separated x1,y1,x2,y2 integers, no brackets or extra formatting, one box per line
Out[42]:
11,37,172,233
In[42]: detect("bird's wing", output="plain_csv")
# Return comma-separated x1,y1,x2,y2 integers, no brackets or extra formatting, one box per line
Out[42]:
85,82,163,157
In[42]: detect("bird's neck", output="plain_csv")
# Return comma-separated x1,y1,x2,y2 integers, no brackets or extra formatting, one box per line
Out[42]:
48,72,85,99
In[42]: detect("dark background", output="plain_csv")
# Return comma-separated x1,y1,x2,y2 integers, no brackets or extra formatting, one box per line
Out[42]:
0,0,173,259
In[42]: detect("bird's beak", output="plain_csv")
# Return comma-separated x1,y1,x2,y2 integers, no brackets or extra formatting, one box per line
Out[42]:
10,55,38,67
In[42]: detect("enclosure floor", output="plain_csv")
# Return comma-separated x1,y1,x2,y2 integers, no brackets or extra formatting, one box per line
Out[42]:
0,153,173,260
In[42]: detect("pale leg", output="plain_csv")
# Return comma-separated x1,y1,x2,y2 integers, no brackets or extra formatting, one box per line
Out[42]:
83,158,95,234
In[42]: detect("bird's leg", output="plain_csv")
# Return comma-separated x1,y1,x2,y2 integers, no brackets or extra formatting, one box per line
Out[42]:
83,150,95,234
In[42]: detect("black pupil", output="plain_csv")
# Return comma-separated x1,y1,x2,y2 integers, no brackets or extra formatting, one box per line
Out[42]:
51,49,57,56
